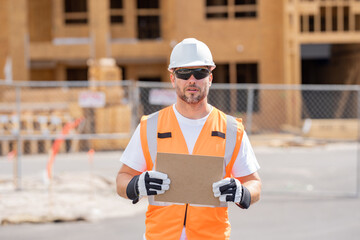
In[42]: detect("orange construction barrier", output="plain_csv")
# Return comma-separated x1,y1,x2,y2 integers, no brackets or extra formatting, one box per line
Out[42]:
7,150,16,161
87,148,95,163
46,117,84,179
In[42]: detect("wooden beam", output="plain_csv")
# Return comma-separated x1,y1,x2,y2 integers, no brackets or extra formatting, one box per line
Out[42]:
338,4,344,32
299,33,360,43
229,62,237,114
89,0,110,59
326,5,332,32
8,0,29,80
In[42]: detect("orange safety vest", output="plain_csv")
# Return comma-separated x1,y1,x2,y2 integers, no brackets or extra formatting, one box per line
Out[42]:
140,106,244,240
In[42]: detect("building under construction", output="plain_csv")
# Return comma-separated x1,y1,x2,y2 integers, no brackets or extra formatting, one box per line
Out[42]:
1,0,359,84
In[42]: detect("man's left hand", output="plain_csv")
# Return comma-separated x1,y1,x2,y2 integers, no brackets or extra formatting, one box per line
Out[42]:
212,177,251,209
212,178,242,202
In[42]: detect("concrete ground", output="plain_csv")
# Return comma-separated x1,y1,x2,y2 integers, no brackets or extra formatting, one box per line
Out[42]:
0,142,359,239
1,195,359,240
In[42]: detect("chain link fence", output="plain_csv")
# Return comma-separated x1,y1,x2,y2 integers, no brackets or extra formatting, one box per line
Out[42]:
0,80,359,197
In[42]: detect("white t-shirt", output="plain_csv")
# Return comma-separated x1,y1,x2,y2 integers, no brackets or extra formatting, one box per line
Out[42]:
121,105,260,240
121,105,260,177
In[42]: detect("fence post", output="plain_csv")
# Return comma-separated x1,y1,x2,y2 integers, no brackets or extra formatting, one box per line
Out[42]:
129,80,140,133
246,87,254,135
357,89,360,197
15,85,22,190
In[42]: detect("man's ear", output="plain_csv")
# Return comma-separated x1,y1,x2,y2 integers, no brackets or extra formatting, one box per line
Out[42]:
170,73,175,87
209,73,213,86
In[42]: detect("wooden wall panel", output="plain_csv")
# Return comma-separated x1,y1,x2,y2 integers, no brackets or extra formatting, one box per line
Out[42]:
0,0,9,79
30,69,55,81
28,0,52,42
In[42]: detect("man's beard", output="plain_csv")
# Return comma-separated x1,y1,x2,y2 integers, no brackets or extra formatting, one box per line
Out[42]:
176,84,209,104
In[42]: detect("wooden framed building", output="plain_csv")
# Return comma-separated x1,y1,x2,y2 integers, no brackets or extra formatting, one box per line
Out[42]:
2,0,360,83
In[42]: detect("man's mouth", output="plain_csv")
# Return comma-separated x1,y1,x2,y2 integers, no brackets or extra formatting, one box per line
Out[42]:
186,86,199,92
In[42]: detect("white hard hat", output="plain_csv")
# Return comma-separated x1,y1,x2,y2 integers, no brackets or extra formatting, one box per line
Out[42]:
168,38,216,71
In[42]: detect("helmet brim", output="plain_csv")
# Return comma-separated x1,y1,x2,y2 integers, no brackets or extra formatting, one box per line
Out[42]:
168,62,216,71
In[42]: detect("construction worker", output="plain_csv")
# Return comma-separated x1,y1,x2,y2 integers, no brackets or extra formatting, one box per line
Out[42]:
116,38,261,240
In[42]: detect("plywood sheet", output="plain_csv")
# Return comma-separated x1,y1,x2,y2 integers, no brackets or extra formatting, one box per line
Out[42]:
154,152,223,206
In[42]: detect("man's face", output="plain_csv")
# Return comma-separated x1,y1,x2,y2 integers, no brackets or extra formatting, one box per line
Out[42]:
171,67,213,105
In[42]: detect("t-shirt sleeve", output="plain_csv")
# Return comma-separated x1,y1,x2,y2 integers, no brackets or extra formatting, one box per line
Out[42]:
231,131,260,177
119,124,147,172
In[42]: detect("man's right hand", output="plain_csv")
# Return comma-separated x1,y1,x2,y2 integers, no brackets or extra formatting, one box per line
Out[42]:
126,171,170,204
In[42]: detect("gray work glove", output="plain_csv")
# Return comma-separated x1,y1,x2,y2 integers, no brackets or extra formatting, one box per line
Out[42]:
126,171,170,204
213,177,251,209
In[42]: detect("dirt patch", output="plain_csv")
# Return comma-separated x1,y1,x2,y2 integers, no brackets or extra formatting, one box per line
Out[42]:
0,173,147,225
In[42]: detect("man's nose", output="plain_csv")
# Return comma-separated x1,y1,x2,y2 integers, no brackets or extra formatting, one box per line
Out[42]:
188,74,197,83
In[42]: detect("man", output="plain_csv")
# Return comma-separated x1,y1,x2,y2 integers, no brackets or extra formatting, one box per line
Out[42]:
116,38,261,240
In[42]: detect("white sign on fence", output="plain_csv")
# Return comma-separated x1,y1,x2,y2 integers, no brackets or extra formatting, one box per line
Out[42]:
79,91,106,108
149,89,177,105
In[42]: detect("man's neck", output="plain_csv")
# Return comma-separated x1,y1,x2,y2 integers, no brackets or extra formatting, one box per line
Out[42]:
175,100,211,119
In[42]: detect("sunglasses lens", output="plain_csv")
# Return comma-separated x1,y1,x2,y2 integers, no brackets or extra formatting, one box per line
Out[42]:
174,68,210,80
174,69,192,80
193,69,210,79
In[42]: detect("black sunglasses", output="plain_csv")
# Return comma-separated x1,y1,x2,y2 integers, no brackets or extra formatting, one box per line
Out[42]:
174,68,211,80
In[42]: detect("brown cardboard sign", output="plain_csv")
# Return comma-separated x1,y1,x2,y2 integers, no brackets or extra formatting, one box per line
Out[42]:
154,152,224,206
